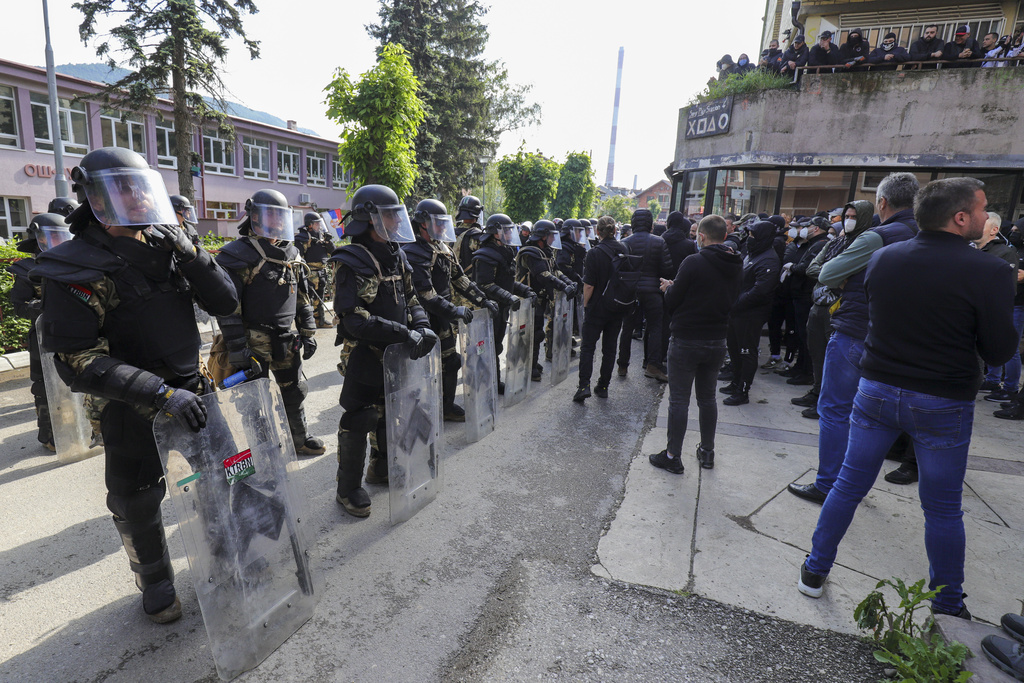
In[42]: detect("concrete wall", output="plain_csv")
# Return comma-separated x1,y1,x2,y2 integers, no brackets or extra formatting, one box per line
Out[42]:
673,66,1024,172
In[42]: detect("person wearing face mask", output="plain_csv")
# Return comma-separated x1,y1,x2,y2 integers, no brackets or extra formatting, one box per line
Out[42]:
716,54,736,80
994,219,1024,420
759,40,783,73
839,28,869,71
868,32,909,71
777,35,810,77
734,53,755,75
942,25,983,68
910,24,946,68
788,173,919,505
808,31,840,71
974,212,1020,405
785,217,832,387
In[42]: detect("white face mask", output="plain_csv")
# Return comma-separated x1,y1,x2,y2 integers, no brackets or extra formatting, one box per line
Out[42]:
844,218,858,232
788,228,799,239
799,227,809,239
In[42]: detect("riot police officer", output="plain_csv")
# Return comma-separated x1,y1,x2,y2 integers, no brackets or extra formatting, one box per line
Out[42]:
32,147,238,623
557,219,588,341
332,184,437,518
515,220,577,381
47,196,80,218
9,213,73,451
404,199,497,421
295,211,335,328
453,195,484,272
215,189,325,456
472,215,535,393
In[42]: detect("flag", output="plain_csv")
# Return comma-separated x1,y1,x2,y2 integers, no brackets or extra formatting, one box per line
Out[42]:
326,209,344,237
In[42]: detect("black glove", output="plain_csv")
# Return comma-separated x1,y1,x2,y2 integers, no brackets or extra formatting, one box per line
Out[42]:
510,297,522,312
153,385,207,432
526,289,537,303
147,224,197,262
228,346,258,371
454,306,473,323
484,300,500,316
564,284,578,299
408,327,438,360
301,335,317,360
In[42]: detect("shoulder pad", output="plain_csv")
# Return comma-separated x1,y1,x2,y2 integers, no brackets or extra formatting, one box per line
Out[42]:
33,240,121,284
402,240,432,265
518,245,544,259
8,258,35,278
473,245,503,267
216,239,262,269
329,244,378,277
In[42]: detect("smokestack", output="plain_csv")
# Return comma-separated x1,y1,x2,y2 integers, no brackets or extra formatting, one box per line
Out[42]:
605,47,624,187
633,175,638,191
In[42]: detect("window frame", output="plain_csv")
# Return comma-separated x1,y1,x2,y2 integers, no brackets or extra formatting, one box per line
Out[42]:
0,196,30,240
155,118,177,168
277,143,300,184
306,150,327,187
332,158,353,189
205,200,239,220
30,92,89,156
100,109,146,155
242,136,271,180
0,85,19,149
202,129,235,175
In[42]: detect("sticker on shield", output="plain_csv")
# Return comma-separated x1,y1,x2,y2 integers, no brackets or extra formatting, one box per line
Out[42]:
224,448,255,485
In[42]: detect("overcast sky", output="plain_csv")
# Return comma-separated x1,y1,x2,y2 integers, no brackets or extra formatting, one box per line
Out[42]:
5,0,766,192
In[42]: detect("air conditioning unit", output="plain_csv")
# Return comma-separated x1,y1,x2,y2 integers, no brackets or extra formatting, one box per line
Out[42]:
299,193,311,205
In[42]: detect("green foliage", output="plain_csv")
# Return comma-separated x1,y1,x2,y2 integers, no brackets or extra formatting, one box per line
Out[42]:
199,233,230,252
648,198,662,221
367,0,540,206
324,43,426,200
0,244,33,354
464,163,504,218
687,69,793,106
496,148,560,222
595,194,637,224
74,0,260,201
855,578,973,683
550,152,596,219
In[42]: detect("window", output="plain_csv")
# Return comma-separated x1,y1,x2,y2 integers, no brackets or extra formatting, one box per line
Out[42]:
243,136,271,179
205,201,239,220
30,92,89,155
155,119,177,168
306,150,327,187
333,158,353,189
100,110,146,154
0,86,18,148
278,144,300,183
202,130,234,175
711,169,781,217
0,197,29,240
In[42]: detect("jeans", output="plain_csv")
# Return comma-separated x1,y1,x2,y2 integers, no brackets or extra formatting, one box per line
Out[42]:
815,331,864,494
577,307,624,389
667,338,727,456
807,378,975,615
984,305,1024,391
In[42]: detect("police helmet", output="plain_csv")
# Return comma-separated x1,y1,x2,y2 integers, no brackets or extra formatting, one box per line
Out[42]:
47,197,80,218
343,184,415,244
20,212,72,254
243,189,293,241
303,211,325,230
414,198,455,242
561,218,581,237
69,147,177,231
170,195,199,227
455,195,483,222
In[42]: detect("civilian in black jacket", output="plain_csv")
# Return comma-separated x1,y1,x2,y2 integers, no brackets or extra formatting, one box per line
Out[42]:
661,211,699,363
787,217,831,392
619,209,674,381
868,33,910,71
649,215,743,475
758,40,782,73
839,28,870,70
721,220,780,405
808,31,841,70
777,36,809,76
799,178,1017,618
942,26,982,68
909,25,945,67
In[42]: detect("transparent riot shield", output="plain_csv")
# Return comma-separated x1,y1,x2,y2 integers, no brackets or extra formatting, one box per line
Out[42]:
549,290,573,386
382,343,443,525
504,297,533,407
36,324,101,464
153,378,322,681
458,311,498,443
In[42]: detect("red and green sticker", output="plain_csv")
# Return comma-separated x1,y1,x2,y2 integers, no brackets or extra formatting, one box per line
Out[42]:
223,449,255,485
475,339,486,355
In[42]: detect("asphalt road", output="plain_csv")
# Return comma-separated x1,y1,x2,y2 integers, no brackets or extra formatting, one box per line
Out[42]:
0,328,882,682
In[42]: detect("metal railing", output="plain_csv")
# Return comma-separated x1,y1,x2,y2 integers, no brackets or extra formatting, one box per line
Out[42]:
790,55,1024,82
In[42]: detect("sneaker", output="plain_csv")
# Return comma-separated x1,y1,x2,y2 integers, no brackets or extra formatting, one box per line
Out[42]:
295,436,326,456
723,392,749,406
978,380,1001,393
980,635,1024,680
776,366,799,378
649,449,685,474
696,444,715,469
644,364,669,382
531,368,543,382
143,579,182,624
43,440,56,453
444,404,467,422
788,482,828,504
933,602,972,621
617,365,628,377
717,370,734,382
786,374,814,386
573,385,591,403
791,392,818,408
594,385,609,398
801,406,819,419
883,463,918,485
798,559,827,598
985,388,1015,403
994,404,1024,420
1002,613,1024,644
337,487,371,517
761,357,782,370
719,382,742,395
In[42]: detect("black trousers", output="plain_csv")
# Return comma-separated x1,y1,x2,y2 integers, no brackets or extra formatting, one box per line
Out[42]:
619,290,665,368
618,304,641,368
792,297,812,376
806,303,832,396
726,309,769,390
577,307,623,389
667,338,727,455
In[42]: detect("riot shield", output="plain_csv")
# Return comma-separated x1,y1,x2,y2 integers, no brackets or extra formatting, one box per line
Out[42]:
383,343,443,525
458,311,498,443
503,297,534,407
36,324,101,464
549,290,573,386
153,378,322,681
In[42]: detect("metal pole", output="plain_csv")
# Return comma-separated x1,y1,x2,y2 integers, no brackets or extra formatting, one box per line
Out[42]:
42,0,69,198
480,162,487,221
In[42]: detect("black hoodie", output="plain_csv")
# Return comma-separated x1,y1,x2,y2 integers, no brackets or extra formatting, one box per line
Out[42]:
663,212,697,272
664,243,743,340
732,220,781,315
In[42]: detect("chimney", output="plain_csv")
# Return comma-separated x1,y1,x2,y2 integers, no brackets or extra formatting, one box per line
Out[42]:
286,120,297,131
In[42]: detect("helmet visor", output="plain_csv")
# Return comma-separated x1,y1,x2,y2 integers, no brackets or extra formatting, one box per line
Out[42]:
83,168,178,228
501,226,521,247
548,231,563,250
308,217,327,233
371,204,415,244
251,203,296,241
575,227,591,250
429,214,457,242
175,205,198,225
38,226,73,251
587,226,596,242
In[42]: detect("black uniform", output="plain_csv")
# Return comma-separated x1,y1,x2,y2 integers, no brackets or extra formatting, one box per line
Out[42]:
516,241,574,376
556,238,587,337
472,238,534,386
578,239,629,391
295,225,334,326
8,255,52,448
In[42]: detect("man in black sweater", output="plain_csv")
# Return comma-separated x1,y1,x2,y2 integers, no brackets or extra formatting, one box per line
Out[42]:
621,209,674,382
649,215,743,474
798,178,1017,619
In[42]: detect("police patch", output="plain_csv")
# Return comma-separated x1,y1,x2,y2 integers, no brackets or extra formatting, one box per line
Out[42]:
66,283,92,302
223,449,255,485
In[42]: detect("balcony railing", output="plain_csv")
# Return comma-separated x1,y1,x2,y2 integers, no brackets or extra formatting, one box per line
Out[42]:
791,55,1024,82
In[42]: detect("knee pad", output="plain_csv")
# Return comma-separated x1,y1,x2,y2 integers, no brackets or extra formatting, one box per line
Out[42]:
442,352,462,374
107,480,167,521
340,405,378,433
280,378,308,406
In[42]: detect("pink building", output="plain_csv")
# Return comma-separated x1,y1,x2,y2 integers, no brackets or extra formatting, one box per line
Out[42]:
0,58,350,240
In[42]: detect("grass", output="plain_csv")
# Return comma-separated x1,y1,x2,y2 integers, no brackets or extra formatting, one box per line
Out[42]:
687,70,794,107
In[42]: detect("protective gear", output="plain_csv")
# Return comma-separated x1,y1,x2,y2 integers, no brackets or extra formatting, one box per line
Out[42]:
529,219,556,242
844,218,857,232
303,211,326,231
459,314,498,442
169,195,199,227
455,195,483,222
368,202,415,244
408,327,439,360
146,223,198,262
798,227,809,240
412,199,456,243
483,300,500,317
70,147,178,228
454,306,473,323
343,184,414,243
22,213,72,252
300,335,317,360
216,238,312,335
153,384,208,432
47,196,80,218
228,346,259,371
108,482,173,591
561,218,582,239
788,228,799,239
486,213,515,232
244,189,294,241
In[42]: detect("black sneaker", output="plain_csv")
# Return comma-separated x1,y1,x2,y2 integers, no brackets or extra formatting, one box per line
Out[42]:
786,375,813,386
717,370,734,382
617,365,628,377
978,380,1001,393
696,444,715,469
573,385,591,403
801,406,819,419
649,449,685,474
719,382,742,395
791,392,818,407
1003,614,1024,644
995,404,1024,420
980,635,1024,680
788,482,828,504
532,368,543,382
884,463,918,485
985,388,1015,403
594,385,609,398
798,558,827,598
722,392,749,406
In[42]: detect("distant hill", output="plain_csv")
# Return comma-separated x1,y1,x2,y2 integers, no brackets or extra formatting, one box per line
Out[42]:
54,63,321,137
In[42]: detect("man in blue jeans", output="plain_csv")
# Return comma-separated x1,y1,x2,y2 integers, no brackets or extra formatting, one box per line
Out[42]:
797,178,1018,619
789,172,920,504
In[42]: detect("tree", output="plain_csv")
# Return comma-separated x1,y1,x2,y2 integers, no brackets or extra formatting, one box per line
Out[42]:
323,43,426,199
367,0,540,205
648,198,662,222
595,194,637,224
75,0,260,202
464,162,503,217
496,148,560,222
550,152,596,219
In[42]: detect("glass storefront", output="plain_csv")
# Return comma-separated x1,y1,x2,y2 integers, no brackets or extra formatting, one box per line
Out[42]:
938,172,1019,225
710,169,780,218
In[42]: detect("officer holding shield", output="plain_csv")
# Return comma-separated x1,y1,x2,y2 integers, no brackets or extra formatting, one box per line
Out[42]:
296,212,336,328
32,147,238,623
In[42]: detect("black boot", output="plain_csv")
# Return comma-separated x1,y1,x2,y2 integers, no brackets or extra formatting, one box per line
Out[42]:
719,382,742,395
112,509,180,623
336,430,371,517
723,384,749,406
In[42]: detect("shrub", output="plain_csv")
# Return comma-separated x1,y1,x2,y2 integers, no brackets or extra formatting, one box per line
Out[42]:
0,242,33,354
687,70,794,107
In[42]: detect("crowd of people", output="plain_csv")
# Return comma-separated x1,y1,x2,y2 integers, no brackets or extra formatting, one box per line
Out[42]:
715,23,1024,80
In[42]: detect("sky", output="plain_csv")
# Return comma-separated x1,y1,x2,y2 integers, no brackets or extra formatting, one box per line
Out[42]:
4,0,767,193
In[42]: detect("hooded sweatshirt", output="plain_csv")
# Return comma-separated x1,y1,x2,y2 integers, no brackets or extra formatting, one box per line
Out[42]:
731,220,781,315
663,212,697,272
664,243,743,340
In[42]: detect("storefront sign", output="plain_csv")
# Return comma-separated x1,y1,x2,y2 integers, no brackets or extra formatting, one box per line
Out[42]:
685,97,733,140
22,164,74,179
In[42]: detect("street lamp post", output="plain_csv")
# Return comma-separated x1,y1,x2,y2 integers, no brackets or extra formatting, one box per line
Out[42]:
42,0,69,198
478,155,493,220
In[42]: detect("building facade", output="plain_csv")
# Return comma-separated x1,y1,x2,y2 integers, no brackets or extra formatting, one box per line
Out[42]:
0,58,350,240
635,179,671,221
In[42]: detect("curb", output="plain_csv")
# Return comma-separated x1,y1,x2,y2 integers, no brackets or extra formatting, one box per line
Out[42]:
0,351,30,373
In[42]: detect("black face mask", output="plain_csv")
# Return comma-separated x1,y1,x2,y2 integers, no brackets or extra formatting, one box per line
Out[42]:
1009,231,1024,247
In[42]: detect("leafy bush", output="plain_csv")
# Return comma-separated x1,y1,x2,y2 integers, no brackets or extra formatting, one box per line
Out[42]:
200,232,231,252
687,70,794,107
0,242,33,354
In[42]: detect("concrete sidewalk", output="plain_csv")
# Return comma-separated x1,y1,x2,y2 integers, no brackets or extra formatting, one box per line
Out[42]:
594,365,1024,673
